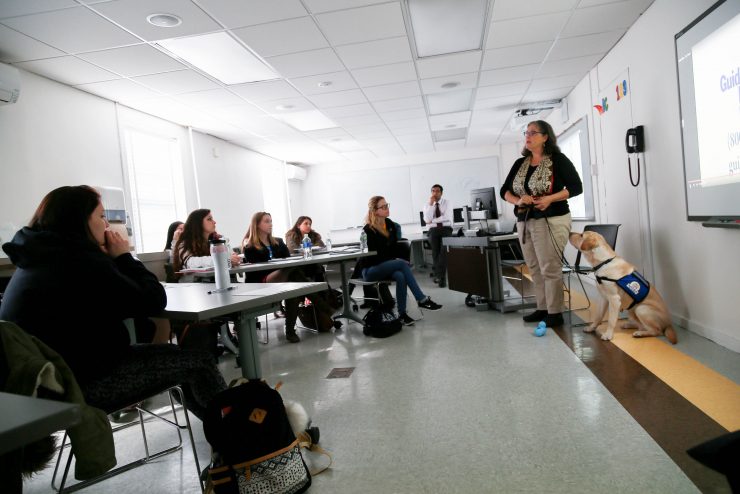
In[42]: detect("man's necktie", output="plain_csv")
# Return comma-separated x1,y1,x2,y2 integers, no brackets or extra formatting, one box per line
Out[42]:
435,202,441,227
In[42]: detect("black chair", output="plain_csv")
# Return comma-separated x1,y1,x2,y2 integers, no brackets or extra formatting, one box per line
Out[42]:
563,224,621,314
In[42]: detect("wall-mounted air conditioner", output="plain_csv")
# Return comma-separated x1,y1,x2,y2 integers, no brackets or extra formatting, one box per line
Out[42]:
286,164,307,181
0,63,21,106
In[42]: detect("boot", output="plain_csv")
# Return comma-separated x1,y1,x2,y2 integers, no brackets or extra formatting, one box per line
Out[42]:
285,328,300,343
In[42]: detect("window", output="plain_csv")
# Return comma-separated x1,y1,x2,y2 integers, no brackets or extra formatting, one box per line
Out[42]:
123,128,187,253
557,117,595,220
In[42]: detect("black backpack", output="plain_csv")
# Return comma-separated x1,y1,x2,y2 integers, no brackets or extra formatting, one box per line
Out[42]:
203,379,311,494
362,307,402,338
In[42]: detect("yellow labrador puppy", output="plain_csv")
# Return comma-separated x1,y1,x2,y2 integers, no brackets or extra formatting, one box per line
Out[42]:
568,231,677,344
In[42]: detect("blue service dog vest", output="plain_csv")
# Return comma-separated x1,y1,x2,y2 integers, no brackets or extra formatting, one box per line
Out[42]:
596,270,650,310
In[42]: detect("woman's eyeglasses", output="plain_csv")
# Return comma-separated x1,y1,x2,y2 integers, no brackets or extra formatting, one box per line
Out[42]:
375,203,390,210
523,131,544,137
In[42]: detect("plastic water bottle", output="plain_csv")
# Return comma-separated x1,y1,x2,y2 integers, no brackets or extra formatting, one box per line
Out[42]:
325,236,332,252
302,233,313,259
209,237,230,291
360,231,368,253
224,238,233,268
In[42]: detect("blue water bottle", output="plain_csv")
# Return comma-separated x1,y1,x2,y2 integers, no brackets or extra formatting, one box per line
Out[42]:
302,234,312,259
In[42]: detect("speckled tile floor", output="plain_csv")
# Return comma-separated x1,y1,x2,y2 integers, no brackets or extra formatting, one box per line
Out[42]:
22,274,725,493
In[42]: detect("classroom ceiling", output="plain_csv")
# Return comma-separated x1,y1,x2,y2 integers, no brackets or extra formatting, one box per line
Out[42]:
0,0,653,164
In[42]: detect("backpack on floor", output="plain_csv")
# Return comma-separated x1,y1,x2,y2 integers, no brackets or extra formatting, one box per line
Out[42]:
362,307,402,338
203,379,311,494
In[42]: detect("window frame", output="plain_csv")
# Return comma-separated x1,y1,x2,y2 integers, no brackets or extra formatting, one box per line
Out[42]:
557,116,595,221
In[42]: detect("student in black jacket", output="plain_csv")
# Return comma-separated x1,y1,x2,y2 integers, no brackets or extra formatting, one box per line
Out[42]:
0,185,225,419
360,196,442,326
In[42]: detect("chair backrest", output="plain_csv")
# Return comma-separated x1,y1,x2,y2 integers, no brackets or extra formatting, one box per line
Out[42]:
419,211,426,227
574,224,621,268
395,239,411,262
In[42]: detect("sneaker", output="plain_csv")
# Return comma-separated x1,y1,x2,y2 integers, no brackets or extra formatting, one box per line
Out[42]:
546,313,564,327
418,297,442,310
523,309,547,322
399,313,416,326
285,330,300,343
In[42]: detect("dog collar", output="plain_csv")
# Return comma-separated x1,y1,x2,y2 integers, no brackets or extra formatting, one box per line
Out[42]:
592,257,615,273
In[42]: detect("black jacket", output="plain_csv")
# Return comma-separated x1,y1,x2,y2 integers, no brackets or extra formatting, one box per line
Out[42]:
242,238,290,283
359,219,400,270
0,228,166,384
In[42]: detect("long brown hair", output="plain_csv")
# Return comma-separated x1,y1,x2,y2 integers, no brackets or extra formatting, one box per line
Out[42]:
520,120,561,157
286,215,320,245
174,209,211,271
243,212,277,250
364,196,389,237
29,185,101,248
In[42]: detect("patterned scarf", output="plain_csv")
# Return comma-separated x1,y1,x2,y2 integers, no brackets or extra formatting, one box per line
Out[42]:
512,155,554,197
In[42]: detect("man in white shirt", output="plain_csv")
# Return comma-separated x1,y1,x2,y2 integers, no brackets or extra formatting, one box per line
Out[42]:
423,184,452,287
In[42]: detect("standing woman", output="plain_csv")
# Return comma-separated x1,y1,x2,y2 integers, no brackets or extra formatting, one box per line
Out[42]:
360,196,442,326
285,216,325,252
500,120,583,327
0,185,226,420
173,209,240,276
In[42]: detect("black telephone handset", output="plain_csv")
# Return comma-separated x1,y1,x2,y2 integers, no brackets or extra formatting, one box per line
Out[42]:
625,125,645,186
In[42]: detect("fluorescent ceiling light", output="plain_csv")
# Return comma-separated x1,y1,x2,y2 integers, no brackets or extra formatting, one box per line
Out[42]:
426,89,473,115
272,110,338,131
407,0,487,58
432,128,468,142
158,32,279,85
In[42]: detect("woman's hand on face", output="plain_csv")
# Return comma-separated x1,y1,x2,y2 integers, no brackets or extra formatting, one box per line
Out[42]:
533,195,552,211
102,230,129,258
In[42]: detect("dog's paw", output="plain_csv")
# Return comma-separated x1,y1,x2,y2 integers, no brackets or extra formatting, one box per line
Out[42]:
599,332,613,341
583,325,596,333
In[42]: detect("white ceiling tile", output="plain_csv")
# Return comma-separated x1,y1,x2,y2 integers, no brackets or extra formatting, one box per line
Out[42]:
126,96,202,126
15,55,119,85
335,36,412,70
341,150,377,161
372,145,405,157
490,0,579,22
352,61,416,87
91,0,222,42
344,123,392,138
132,69,220,95
487,12,570,49
303,0,389,15
429,111,471,131
539,54,601,78
315,3,406,46
0,24,65,63
75,78,162,102
322,138,365,152
78,44,185,77
322,103,375,118
434,139,466,150
288,71,357,95
396,133,433,145
308,89,367,108
378,107,426,122
482,41,551,70
332,113,382,126
471,108,513,125
363,80,420,102
562,0,652,38
372,95,423,113
175,88,248,108
523,88,572,102
479,64,538,86
548,30,625,61
304,128,353,139
386,117,428,131
230,80,301,101
474,94,522,110
416,51,482,79
420,72,478,95
0,0,78,19
197,0,308,29
232,17,328,58
207,104,269,126
476,81,529,99
426,89,473,115
400,141,434,153
392,126,431,137
261,96,316,113
266,48,344,78
2,7,140,53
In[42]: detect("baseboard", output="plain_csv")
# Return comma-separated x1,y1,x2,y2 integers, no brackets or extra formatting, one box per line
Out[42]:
672,313,740,354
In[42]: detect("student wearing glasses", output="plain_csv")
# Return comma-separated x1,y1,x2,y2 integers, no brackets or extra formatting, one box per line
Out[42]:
500,120,583,327
359,196,442,326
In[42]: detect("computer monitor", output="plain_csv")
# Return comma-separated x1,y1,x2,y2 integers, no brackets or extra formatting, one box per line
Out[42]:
469,187,499,219
453,207,464,223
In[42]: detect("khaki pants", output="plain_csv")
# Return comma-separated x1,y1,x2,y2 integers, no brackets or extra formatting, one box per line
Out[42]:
517,214,571,314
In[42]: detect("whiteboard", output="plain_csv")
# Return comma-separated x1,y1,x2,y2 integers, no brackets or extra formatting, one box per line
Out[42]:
329,157,500,229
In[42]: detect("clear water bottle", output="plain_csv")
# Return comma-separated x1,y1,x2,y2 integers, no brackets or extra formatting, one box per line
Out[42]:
302,233,313,259
325,236,332,252
360,231,368,253
209,237,230,291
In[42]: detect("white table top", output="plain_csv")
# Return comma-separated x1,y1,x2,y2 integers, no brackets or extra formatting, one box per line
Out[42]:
162,282,326,320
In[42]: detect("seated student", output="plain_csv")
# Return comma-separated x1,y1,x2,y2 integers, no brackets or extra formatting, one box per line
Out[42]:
359,196,442,326
164,220,184,264
242,212,333,343
0,185,226,420
173,209,240,279
285,216,325,252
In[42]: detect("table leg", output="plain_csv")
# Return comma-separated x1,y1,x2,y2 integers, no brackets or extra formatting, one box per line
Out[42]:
235,311,262,379
334,260,365,324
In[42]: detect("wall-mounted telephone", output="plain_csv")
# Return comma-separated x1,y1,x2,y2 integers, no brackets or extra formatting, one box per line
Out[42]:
625,125,644,186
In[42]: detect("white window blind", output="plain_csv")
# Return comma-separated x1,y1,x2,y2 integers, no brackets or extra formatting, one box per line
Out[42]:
123,128,187,253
